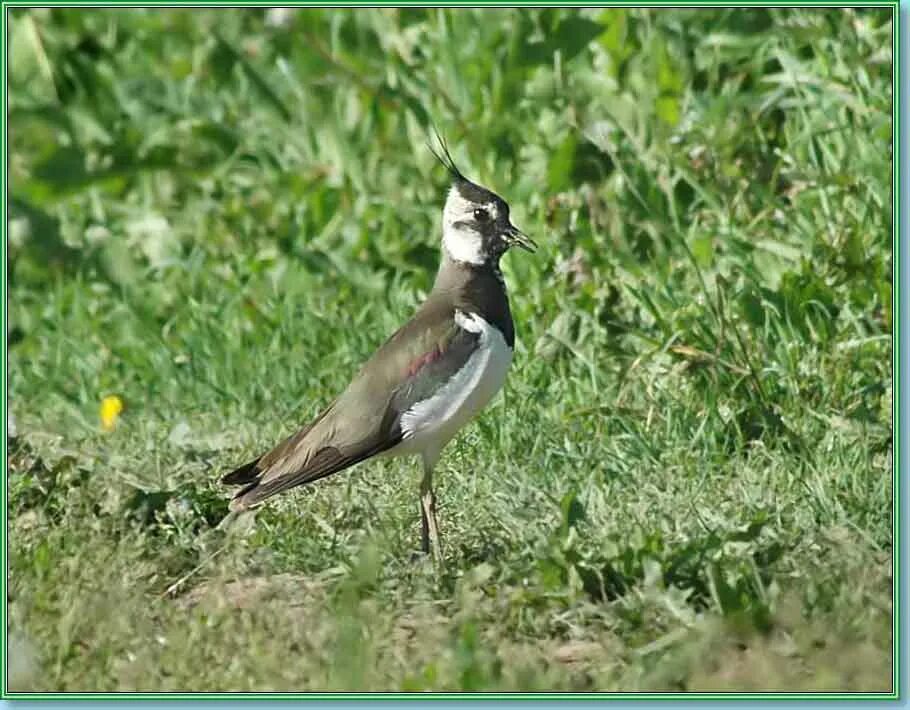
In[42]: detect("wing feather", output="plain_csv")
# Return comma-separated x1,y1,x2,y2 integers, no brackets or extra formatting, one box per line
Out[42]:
222,299,481,510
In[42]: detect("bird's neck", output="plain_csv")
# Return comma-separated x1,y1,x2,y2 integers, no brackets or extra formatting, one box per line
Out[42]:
434,252,504,290
433,253,514,346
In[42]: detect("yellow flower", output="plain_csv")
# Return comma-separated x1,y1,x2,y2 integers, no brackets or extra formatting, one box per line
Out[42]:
100,395,124,432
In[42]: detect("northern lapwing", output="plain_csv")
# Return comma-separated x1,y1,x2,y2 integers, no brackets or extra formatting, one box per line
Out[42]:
221,139,535,562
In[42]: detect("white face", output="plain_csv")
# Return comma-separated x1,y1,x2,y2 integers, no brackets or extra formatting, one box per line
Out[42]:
442,186,501,265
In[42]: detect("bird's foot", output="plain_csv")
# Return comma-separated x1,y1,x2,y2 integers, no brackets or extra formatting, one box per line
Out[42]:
409,543,444,569
409,549,436,568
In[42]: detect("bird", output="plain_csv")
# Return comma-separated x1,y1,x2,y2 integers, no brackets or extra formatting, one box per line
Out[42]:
221,137,536,562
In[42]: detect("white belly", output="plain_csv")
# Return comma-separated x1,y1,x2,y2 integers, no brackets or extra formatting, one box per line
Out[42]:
390,311,513,465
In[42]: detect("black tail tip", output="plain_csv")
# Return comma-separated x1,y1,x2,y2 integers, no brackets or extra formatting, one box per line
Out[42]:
221,458,261,486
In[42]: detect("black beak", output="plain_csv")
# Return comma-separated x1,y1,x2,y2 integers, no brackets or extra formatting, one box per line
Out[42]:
503,224,537,253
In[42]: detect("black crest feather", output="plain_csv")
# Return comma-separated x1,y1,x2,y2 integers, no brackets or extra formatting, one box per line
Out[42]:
427,126,467,183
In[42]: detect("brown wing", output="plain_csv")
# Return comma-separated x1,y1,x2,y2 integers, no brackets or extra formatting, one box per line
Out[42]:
221,294,470,511
222,395,405,511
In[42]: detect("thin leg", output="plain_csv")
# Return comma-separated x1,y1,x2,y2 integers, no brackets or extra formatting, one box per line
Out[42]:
419,458,443,564
420,497,430,555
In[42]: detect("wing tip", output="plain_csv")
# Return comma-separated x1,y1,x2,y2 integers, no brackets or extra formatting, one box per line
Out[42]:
228,496,251,513
222,457,264,511
227,478,263,512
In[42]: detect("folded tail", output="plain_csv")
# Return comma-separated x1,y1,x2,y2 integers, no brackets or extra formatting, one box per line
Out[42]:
221,440,399,512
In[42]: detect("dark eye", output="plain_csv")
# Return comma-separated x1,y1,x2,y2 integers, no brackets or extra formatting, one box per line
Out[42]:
473,208,490,222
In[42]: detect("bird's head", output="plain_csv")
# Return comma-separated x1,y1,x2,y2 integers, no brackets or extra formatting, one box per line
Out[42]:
430,135,536,266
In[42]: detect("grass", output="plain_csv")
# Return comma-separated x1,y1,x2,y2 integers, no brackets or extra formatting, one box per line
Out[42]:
7,7,894,693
